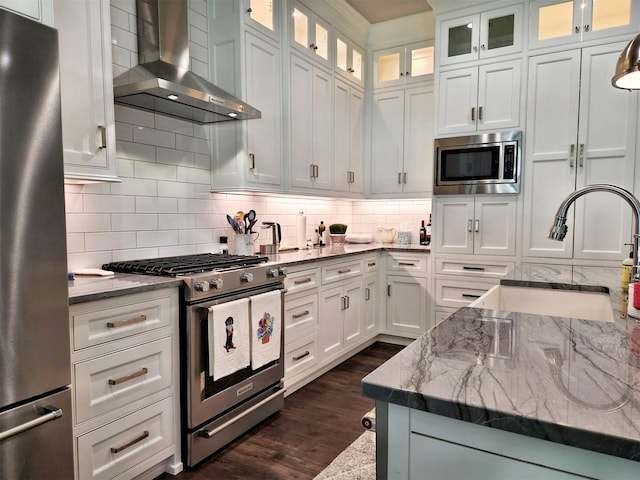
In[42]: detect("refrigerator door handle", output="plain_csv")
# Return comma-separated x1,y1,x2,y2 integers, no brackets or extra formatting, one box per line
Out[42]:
0,405,63,441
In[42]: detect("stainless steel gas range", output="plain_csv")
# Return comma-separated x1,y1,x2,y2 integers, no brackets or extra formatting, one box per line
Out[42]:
103,253,287,467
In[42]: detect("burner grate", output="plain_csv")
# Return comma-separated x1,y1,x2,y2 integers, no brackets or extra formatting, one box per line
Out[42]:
103,253,269,276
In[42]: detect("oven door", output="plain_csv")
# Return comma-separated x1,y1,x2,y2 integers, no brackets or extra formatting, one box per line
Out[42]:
186,286,285,431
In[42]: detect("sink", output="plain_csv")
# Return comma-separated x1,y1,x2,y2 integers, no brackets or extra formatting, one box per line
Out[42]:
468,284,615,322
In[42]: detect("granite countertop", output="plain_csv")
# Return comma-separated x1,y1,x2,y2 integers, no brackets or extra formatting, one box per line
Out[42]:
68,243,430,303
362,278,640,462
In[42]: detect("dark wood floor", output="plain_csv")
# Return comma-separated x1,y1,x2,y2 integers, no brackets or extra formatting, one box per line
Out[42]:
159,342,403,480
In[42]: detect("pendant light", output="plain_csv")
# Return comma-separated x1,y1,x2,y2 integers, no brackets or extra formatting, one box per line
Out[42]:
612,33,640,89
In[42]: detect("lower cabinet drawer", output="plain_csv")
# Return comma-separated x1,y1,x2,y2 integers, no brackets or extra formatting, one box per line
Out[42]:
435,278,498,309
284,293,318,344
434,258,514,278
76,396,174,480
284,334,319,380
73,336,173,424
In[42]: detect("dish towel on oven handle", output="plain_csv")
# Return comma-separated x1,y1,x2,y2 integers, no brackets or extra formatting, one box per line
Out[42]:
208,298,250,380
250,290,282,370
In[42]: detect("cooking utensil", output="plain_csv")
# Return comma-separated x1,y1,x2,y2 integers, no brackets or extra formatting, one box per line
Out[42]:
245,210,257,233
226,214,241,233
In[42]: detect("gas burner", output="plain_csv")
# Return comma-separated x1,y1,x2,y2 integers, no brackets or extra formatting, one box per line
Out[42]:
102,253,269,276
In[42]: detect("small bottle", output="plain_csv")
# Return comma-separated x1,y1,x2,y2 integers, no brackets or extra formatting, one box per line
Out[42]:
622,251,634,292
426,214,432,245
220,235,229,254
318,221,325,246
419,220,427,245
313,229,320,246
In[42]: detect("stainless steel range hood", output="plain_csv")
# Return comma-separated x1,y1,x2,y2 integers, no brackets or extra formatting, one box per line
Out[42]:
113,0,260,123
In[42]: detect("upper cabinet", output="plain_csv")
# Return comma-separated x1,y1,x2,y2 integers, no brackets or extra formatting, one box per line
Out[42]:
244,0,279,41
530,0,640,49
333,78,364,194
54,0,118,183
289,1,331,67
438,4,523,67
0,0,53,25
335,30,364,87
373,42,434,89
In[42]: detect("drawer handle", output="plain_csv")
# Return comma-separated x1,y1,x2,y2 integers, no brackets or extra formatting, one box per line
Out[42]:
338,268,352,274
293,351,311,361
462,266,486,271
462,293,481,299
110,430,149,454
294,278,312,285
0,405,63,442
108,367,149,386
365,288,370,301
107,314,147,329
398,262,416,266
291,310,310,319
367,262,376,267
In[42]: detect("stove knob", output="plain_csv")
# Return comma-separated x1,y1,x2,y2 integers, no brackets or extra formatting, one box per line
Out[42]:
194,281,209,292
209,278,223,289
241,272,254,283
267,268,279,278
279,267,288,276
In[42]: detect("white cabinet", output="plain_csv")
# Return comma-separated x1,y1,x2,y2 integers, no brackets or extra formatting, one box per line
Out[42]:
522,43,637,261
530,0,640,49
335,30,364,86
333,79,364,194
69,288,180,479
437,59,521,135
373,41,434,89
0,0,53,25
289,53,332,191
438,4,523,67
289,0,331,67
210,1,283,192
370,84,435,195
384,252,431,337
54,0,118,183
363,255,380,338
434,196,517,256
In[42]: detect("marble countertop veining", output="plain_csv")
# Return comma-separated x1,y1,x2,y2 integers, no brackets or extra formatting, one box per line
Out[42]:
68,243,430,303
362,278,640,462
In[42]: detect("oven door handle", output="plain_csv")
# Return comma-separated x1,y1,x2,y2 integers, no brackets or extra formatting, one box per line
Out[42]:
197,388,284,439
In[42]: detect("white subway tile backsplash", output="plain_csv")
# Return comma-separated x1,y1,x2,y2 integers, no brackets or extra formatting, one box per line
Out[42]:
133,126,176,149
109,4,129,28
111,0,135,16
83,194,135,213
112,247,159,262
178,198,214,214
66,213,111,233
157,147,195,166
159,245,199,257
136,196,178,214
189,26,207,48
176,134,209,155
116,158,135,177
85,231,137,251
110,177,158,196
115,105,154,127
110,25,137,52
66,234,85,254
155,115,195,136
135,161,177,181
190,0,207,18
189,5,208,31
158,214,196,230
68,251,114,272
115,121,134,141
157,180,196,198
195,153,211,169
64,192,84,213
177,166,211,184
190,58,209,79
179,229,213,245
115,140,155,161
111,214,158,231
111,43,132,68
137,230,179,247
189,42,208,64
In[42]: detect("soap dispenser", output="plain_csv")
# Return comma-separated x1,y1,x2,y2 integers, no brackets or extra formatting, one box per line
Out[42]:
622,250,634,293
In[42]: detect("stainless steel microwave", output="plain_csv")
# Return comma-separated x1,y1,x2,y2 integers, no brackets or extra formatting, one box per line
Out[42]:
434,131,522,195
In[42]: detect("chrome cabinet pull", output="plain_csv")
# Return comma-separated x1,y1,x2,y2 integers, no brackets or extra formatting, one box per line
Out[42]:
97,125,107,149
293,351,310,361
398,172,402,184
569,144,575,167
387,285,392,296
471,107,475,121
403,172,407,184
398,262,415,266
108,367,148,386
365,288,370,301
110,431,149,454
293,277,312,285
367,262,376,267
345,295,350,309
467,219,473,232
338,268,351,274
310,164,315,178
249,153,256,170
0,405,63,442
291,310,310,319
462,293,481,299
107,314,147,329
340,296,347,310
462,266,485,271
474,219,480,233
478,106,483,120
579,143,584,167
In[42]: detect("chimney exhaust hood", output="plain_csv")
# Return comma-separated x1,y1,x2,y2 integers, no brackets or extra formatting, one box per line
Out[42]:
113,0,261,124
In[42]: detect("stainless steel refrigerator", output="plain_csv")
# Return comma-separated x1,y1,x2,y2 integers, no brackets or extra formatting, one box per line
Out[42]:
0,8,73,479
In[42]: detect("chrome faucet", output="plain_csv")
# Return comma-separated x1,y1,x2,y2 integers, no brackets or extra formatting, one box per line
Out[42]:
549,184,640,280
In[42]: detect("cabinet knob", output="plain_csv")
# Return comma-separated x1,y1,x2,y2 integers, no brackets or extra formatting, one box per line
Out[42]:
310,43,318,51
584,24,590,33
574,25,580,34
246,7,252,13
400,72,404,76
480,44,486,51
473,45,478,52
406,71,410,76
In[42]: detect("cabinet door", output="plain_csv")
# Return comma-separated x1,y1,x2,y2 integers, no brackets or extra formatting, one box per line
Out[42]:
439,13,480,66
386,275,428,336
403,85,434,194
319,286,344,362
311,66,333,190
437,67,478,135
364,275,378,336
474,197,517,256
348,87,364,193
371,90,405,193
245,32,282,187
54,0,117,182
334,80,363,193
434,197,475,254
476,60,521,132
290,54,314,189
405,42,435,85
243,0,279,40
478,4,523,60
290,1,330,66
343,281,363,349
572,43,637,261
373,46,406,89
335,32,364,86
0,0,53,25
522,50,581,259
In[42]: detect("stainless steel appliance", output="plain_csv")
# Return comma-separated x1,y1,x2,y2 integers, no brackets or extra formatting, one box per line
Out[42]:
434,130,522,195
103,254,286,467
0,8,73,479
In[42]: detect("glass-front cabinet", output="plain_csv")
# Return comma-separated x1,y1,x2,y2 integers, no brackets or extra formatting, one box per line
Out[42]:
439,4,523,66
530,0,640,48
335,30,364,86
290,1,330,66
244,0,279,38
373,41,434,89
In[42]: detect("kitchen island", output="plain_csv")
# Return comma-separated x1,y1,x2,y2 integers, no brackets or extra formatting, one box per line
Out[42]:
363,279,640,479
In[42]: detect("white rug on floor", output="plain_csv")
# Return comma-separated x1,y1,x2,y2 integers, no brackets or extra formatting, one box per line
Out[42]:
313,430,376,480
